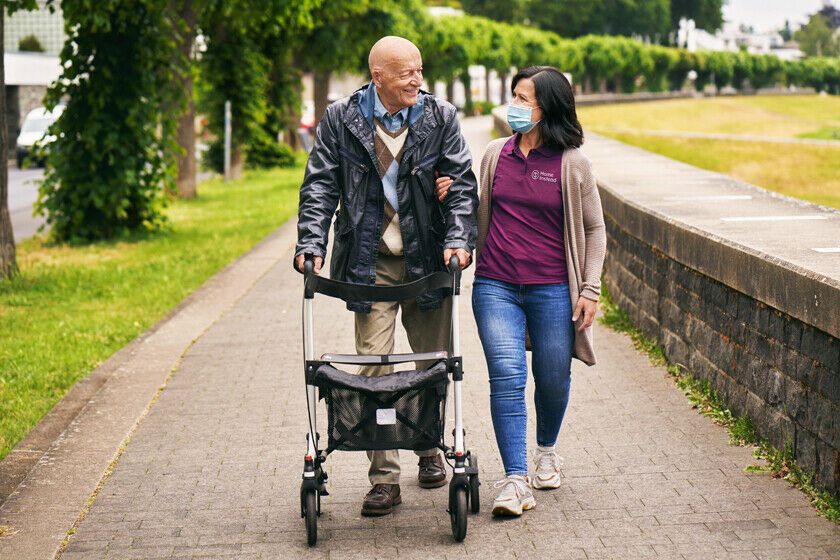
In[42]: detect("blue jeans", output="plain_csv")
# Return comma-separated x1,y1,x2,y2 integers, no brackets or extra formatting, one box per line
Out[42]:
472,277,575,476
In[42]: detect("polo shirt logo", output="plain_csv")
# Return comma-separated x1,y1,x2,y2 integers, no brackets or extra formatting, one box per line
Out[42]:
533,170,558,184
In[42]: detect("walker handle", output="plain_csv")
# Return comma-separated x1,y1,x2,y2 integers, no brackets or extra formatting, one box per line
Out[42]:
448,255,461,295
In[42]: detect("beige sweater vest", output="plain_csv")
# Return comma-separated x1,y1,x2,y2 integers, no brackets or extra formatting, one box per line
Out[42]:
477,136,607,366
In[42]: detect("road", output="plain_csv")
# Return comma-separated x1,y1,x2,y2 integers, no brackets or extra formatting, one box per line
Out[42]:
7,166,45,242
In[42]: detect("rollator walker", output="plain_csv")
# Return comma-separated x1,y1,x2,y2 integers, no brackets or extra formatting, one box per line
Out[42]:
299,255,480,546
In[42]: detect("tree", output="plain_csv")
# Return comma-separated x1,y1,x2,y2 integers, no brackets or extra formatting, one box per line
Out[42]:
526,0,670,39
170,0,198,198
779,20,793,42
794,14,840,57
36,0,180,241
1,0,38,279
296,0,408,124
199,0,322,175
670,0,724,33
459,0,527,24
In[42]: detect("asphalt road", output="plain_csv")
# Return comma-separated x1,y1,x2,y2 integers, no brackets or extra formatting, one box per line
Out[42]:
7,166,45,242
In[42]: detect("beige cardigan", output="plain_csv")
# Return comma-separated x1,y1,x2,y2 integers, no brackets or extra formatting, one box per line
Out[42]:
477,136,607,366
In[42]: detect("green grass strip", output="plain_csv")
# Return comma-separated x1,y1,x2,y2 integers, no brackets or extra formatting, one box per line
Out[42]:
0,163,304,461
599,284,840,523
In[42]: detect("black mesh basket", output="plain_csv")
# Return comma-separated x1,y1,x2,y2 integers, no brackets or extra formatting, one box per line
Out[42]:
310,361,449,452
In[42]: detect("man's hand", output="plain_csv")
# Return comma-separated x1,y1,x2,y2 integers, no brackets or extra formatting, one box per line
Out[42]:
572,297,598,332
435,173,453,202
295,254,323,274
443,247,470,270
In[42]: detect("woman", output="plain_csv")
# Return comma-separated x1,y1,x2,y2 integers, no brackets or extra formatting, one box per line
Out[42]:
436,66,606,517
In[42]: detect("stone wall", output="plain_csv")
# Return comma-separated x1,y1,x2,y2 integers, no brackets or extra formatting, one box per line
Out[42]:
600,191,840,495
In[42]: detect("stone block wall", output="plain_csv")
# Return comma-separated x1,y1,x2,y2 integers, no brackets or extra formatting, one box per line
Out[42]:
602,197,840,495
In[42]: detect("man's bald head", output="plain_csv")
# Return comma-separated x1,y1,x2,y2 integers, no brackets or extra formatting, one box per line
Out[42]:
368,36,423,114
368,36,421,75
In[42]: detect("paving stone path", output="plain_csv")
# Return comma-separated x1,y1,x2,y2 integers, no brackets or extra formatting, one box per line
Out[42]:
9,116,840,559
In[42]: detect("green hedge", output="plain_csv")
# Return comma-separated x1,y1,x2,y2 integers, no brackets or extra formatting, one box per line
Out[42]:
421,13,840,95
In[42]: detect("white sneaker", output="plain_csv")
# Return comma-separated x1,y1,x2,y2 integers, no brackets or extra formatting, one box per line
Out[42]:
492,475,536,516
531,447,563,489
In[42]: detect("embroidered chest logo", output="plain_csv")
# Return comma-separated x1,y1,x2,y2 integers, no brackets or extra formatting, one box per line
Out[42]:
531,170,558,184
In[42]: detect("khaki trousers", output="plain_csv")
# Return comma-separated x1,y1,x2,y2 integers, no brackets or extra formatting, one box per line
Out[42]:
355,254,452,484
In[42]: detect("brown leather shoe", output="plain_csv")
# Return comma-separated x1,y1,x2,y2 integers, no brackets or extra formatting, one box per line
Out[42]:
361,483,402,516
418,453,447,488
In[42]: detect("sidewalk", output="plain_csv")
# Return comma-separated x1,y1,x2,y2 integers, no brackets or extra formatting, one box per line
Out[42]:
1,116,838,559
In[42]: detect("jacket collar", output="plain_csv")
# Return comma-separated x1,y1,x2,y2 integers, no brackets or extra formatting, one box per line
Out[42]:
357,81,425,128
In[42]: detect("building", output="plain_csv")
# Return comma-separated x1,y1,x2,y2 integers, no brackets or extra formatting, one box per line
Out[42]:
4,0,64,56
678,18,804,61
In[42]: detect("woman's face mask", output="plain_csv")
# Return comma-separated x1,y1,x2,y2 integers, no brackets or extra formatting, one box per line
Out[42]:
507,102,540,134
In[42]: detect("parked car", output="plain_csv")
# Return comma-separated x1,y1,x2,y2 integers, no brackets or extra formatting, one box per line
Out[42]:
16,105,64,168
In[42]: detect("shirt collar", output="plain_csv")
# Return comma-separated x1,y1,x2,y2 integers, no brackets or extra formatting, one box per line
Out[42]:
505,133,560,160
358,81,425,131
373,84,409,132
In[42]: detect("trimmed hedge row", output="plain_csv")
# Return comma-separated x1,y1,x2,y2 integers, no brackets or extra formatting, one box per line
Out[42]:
419,14,839,95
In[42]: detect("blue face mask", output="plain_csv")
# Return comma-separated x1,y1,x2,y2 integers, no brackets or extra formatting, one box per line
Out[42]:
507,103,540,134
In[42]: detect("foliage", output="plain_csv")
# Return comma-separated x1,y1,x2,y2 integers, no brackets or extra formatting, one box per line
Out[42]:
794,14,840,58
36,0,180,242
670,0,724,32
245,132,297,170
459,0,528,25
526,0,670,40
17,33,44,52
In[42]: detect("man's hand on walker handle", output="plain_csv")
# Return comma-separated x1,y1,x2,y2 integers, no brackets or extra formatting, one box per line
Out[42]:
573,297,597,332
444,248,470,270
295,254,323,274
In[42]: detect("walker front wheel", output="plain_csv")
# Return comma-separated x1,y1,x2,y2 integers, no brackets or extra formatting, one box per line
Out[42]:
450,485,467,542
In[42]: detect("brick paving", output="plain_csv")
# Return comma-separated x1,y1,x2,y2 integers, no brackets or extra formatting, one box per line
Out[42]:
49,116,840,558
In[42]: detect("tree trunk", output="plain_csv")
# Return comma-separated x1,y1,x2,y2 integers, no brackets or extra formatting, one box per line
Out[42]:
445,80,455,103
313,69,330,125
0,10,18,279
230,145,244,180
462,72,473,115
499,72,509,103
484,68,492,103
172,0,197,199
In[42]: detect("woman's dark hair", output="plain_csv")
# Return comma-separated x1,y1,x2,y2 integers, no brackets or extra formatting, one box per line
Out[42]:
511,66,583,150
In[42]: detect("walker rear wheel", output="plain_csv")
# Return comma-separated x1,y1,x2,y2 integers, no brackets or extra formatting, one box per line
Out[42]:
304,489,318,546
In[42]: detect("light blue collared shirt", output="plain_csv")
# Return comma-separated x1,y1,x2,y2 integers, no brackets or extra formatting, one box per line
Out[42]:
373,87,410,133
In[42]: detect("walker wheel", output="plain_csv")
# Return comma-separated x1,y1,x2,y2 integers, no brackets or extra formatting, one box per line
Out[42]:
304,489,318,546
450,485,468,542
468,454,480,514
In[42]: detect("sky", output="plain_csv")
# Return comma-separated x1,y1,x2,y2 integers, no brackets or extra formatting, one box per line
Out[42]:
722,0,828,32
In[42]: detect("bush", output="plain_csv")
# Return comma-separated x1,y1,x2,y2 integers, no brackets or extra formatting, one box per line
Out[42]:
203,133,296,172
18,34,44,52
246,133,296,169
471,100,495,116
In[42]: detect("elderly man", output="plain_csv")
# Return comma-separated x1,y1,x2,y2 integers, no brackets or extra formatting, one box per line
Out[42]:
295,36,478,516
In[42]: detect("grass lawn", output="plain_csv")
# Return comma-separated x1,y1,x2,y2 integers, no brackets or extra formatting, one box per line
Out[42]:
578,94,840,139
0,164,304,461
578,95,840,209
603,132,840,210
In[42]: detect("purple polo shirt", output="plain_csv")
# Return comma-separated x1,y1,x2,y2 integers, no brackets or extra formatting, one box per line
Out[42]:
476,134,568,284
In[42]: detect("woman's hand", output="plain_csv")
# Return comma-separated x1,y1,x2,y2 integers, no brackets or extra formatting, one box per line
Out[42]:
434,173,453,202
572,297,598,332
